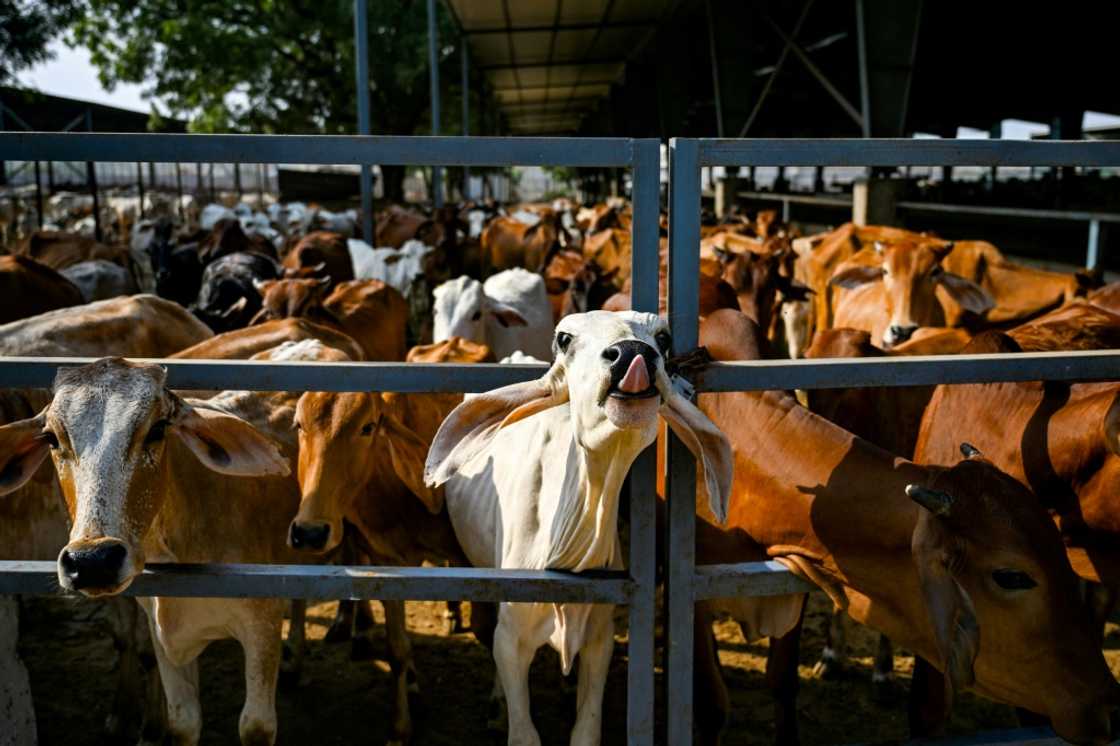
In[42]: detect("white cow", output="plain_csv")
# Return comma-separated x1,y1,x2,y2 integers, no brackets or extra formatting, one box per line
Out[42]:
350,239,432,295
200,203,236,231
432,268,554,361
60,260,139,303
426,311,731,746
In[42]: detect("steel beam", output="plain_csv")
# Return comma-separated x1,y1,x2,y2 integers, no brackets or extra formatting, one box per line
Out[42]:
0,561,631,603
693,562,814,599
739,0,816,137
354,0,374,242
464,19,657,35
428,0,443,207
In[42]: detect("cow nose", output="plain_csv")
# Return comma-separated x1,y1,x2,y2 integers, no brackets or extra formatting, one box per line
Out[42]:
604,340,658,393
59,542,128,590
887,324,916,343
289,521,331,551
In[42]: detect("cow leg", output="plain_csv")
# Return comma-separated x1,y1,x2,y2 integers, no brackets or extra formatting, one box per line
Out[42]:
444,600,467,635
325,599,355,643
280,599,306,688
351,598,377,662
907,655,949,739
694,603,729,746
383,599,416,745
764,604,805,746
237,611,282,746
469,600,508,732
812,603,846,680
493,607,541,746
1086,581,1118,644
105,597,150,739
871,634,896,704
570,606,614,746
149,633,202,746
0,596,36,746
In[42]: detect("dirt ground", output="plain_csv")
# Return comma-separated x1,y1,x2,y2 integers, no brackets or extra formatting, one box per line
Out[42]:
17,592,1120,745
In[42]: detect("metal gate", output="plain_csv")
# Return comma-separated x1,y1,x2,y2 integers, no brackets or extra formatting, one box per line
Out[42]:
2,131,1120,744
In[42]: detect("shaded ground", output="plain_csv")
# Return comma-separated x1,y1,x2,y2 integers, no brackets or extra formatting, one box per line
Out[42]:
17,592,1120,744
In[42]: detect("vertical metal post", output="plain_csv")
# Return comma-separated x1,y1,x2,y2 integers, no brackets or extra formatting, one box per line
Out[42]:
461,37,470,200
257,163,265,206
354,0,374,241
666,137,700,745
1088,218,1101,269
427,0,443,208
704,0,724,138
136,162,146,218
47,161,54,193
85,109,102,243
33,161,43,229
175,162,184,218
626,139,661,746
234,162,243,201
209,163,216,201
855,0,871,138
197,162,204,197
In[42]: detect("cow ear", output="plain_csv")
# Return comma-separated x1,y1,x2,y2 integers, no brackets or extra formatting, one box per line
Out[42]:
910,486,979,702
0,413,50,496
425,366,567,487
378,408,444,514
660,391,734,524
488,300,529,328
829,264,883,289
938,273,994,316
219,296,249,318
172,403,290,477
253,278,274,296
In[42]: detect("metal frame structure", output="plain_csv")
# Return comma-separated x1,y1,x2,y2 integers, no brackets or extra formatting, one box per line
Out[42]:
1,133,1120,744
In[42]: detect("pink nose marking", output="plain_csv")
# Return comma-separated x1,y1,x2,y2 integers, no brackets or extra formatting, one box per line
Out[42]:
618,354,650,393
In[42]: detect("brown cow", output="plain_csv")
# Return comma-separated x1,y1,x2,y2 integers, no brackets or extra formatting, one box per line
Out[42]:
481,211,569,275
281,231,355,285
582,227,632,283
601,268,739,322
831,239,993,347
542,250,620,322
172,317,364,362
289,338,491,744
12,229,130,270
199,218,276,264
0,254,84,323
684,309,1120,745
1088,281,1120,316
374,205,426,249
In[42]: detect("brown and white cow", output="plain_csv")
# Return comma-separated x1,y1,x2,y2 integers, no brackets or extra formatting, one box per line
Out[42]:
685,309,1119,745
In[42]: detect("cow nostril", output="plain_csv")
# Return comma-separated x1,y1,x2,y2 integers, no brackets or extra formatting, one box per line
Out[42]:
290,522,330,551
59,550,78,578
601,346,621,363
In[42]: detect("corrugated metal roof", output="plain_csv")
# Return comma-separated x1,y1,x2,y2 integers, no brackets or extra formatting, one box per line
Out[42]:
446,0,673,134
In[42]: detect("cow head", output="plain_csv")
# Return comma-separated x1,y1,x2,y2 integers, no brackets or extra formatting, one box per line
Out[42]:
0,358,288,596
289,391,438,554
432,275,528,345
906,447,1120,742
830,240,992,347
425,310,733,522
250,277,332,325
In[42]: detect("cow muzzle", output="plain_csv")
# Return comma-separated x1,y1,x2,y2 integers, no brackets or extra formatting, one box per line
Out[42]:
602,340,661,429
289,520,333,552
57,538,132,596
884,324,917,347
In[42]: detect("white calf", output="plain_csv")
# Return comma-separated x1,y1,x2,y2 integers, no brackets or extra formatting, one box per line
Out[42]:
426,310,732,745
432,268,554,361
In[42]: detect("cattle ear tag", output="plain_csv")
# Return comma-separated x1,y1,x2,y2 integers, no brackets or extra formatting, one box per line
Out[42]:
670,374,695,401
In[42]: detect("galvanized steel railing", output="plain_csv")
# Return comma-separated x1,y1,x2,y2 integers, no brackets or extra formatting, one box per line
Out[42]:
3,132,1120,744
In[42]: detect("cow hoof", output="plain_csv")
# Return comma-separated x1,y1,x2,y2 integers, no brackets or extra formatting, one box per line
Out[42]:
324,619,352,643
350,635,376,661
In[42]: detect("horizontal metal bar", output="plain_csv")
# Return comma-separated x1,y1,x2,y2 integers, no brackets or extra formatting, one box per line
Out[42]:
738,190,851,208
0,133,637,167
695,350,1120,392
464,19,657,35
890,727,1061,746
0,358,548,392
693,561,814,600
0,561,632,603
897,200,1120,224
698,139,1120,167
480,57,624,71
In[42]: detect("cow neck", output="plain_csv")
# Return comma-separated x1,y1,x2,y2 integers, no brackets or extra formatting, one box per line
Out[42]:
543,420,645,572
702,388,926,589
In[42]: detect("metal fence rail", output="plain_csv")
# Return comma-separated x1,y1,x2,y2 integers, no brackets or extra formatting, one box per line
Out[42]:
2,132,1119,745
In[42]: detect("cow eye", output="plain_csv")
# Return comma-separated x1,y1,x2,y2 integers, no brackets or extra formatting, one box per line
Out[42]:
992,569,1037,591
930,266,944,279
145,419,171,445
471,310,482,321
40,430,59,450
655,330,672,355
360,422,375,437
555,331,573,352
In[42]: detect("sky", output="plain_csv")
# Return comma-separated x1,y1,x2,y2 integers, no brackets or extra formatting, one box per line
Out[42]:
18,40,1120,137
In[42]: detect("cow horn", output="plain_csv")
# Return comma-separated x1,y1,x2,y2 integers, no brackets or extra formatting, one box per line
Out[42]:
873,240,886,253
959,442,982,459
906,484,954,516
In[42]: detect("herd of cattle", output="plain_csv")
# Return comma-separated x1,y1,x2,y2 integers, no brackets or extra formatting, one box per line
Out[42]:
2,190,1120,746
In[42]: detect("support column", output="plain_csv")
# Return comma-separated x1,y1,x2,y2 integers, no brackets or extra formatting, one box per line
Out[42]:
354,0,374,241
852,177,903,227
427,0,443,208
461,37,470,200
85,109,102,242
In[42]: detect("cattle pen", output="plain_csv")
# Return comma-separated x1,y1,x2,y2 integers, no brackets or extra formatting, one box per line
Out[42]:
1,132,1120,745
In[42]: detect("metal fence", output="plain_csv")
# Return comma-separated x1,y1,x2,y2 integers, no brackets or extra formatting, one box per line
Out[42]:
2,132,1120,744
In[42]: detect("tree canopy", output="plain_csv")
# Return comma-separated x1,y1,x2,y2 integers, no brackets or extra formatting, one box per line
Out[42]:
71,1,464,137
0,0,81,83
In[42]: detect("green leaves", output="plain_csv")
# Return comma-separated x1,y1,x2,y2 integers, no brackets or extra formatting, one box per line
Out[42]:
0,0,82,83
